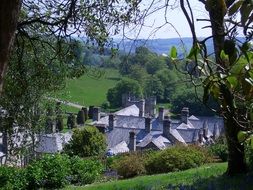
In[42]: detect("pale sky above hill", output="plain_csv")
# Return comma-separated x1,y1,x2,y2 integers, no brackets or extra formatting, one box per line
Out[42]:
115,0,212,39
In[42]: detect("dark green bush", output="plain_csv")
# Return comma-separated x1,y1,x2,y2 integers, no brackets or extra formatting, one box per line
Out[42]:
26,154,71,189
0,166,27,190
64,127,106,157
56,114,64,132
70,156,104,185
208,137,228,162
76,110,85,125
145,145,211,174
112,153,146,179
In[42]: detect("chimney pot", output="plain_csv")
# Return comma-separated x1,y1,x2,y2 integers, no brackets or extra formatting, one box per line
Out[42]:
92,107,100,121
158,107,165,121
129,131,136,151
109,114,115,130
163,118,171,139
145,117,152,133
181,107,189,124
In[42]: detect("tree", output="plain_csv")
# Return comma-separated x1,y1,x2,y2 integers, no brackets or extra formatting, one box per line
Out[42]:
143,76,164,101
170,0,253,175
107,78,143,108
76,109,85,126
64,126,106,157
0,0,143,95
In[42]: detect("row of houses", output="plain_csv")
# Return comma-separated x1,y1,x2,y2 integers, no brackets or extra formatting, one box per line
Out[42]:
0,95,224,165
92,105,224,156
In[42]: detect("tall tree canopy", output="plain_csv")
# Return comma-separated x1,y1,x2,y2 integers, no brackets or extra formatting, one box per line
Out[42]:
0,0,143,94
169,0,253,175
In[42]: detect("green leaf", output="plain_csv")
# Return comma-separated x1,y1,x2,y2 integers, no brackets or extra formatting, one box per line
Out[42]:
187,44,200,59
220,50,229,60
237,131,248,143
227,76,238,89
229,1,243,16
251,135,253,149
170,46,177,59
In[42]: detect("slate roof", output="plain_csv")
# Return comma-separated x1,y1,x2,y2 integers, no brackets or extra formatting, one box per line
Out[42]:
91,104,140,126
91,106,224,155
137,134,171,150
107,141,129,155
176,128,199,143
36,132,72,153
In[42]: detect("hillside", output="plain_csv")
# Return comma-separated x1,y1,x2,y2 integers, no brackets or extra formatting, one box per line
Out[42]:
64,162,253,190
117,37,213,55
54,68,121,107
65,163,238,190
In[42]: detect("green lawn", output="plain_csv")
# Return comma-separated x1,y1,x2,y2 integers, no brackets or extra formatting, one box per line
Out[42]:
65,163,239,190
55,68,121,107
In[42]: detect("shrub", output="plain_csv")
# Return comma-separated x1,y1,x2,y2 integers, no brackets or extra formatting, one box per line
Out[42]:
56,114,64,132
26,154,71,189
208,137,228,162
67,113,76,129
145,145,211,174
77,110,85,125
70,156,104,185
0,166,27,190
112,153,146,179
64,127,106,157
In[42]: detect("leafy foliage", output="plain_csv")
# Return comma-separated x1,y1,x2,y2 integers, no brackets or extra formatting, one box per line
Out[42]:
111,153,146,179
145,145,213,174
64,126,106,157
70,156,104,185
208,137,228,162
0,166,27,190
0,154,104,189
26,154,71,189
107,78,143,108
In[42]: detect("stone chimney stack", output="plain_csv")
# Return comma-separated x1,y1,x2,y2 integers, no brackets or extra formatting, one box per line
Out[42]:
181,107,189,124
129,131,136,151
163,118,171,139
108,114,115,130
92,107,100,121
138,99,145,117
145,117,152,133
158,107,165,121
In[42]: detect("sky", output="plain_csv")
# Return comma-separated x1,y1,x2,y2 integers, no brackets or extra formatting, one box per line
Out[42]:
115,0,212,39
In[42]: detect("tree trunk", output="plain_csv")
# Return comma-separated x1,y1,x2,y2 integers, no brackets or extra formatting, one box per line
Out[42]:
225,114,247,175
208,0,247,175
0,0,22,95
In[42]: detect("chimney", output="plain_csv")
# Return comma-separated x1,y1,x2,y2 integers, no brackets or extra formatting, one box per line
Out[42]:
163,118,171,139
81,107,88,121
92,107,100,121
181,107,189,124
88,106,94,119
129,131,136,151
158,107,165,121
108,114,115,130
138,99,145,117
145,117,152,133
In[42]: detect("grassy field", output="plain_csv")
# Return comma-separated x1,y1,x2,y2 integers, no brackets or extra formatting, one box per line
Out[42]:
55,68,121,107
64,162,253,190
